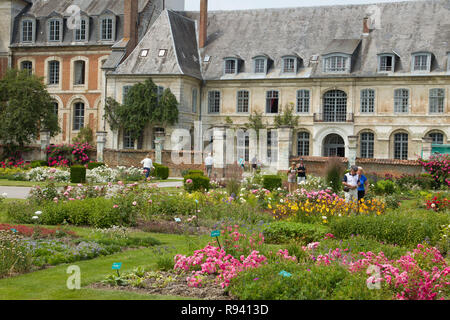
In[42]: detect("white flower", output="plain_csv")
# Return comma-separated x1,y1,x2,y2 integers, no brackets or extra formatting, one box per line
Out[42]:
32,216,39,220
322,216,327,220
1,193,7,197
35,211,42,215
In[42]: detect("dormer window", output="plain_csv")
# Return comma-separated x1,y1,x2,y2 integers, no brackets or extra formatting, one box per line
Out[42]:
378,54,395,72
224,58,238,74
282,56,297,73
254,57,266,73
48,18,62,42
323,54,350,73
74,17,89,42
412,52,431,72
100,15,116,41
21,19,34,43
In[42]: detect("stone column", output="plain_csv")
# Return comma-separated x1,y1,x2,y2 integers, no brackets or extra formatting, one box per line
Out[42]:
96,131,107,163
213,126,226,177
421,136,433,160
277,126,293,171
154,131,165,165
40,130,51,161
347,135,358,167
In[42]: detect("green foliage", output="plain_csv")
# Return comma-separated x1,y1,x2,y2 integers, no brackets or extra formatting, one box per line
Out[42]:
187,170,204,176
0,69,60,147
244,110,267,135
325,158,345,193
229,263,392,300
373,180,396,195
152,163,169,180
262,221,329,244
184,174,210,193
104,79,179,142
30,160,48,168
274,103,299,128
87,162,105,170
70,165,86,183
72,127,94,145
0,230,33,277
262,175,282,191
330,211,450,246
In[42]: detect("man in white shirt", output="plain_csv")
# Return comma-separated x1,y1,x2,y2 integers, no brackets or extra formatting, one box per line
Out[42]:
343,165,359,203
141,154,154,179
204,153,214,178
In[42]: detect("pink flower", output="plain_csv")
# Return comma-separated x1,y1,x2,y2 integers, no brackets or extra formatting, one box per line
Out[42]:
113,205,119,208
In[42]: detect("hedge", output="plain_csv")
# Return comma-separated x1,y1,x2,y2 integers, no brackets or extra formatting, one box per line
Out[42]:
70,165,86,183
263,221,330,244
87,162,105,170
31,160,48,168
153,163,169,180
184,174,210,193
262,175,282,191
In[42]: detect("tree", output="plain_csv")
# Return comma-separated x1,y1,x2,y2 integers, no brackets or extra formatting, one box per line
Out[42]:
104,79,179,142
244,110,267,136
0,69,60,149
274,103,299,128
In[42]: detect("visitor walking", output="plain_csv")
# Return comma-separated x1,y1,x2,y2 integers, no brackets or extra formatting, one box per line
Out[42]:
251,155,258,173
204,153,214,178
357,166,368,201
287,162,297,193
297,159,307,185
343,165,359,204
238,157,245,171
141,154,154,180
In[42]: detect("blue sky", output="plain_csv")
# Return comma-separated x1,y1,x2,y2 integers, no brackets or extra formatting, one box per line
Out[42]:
184,0,415,10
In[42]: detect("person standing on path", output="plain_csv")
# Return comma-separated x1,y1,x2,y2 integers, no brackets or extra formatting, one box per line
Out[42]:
296,159,307,185
287,162,297,193
141,154,154,180
343,165,359,204
205,153,214,178
357,166,368,202
251,155,258,173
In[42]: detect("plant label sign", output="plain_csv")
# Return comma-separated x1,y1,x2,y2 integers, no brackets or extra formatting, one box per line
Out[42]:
279,270,292,278
174,218,181,223
10,228,17,233
211,230,221,238
112,262,122,270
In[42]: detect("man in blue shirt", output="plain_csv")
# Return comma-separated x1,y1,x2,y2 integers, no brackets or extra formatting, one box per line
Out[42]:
357,167,368,201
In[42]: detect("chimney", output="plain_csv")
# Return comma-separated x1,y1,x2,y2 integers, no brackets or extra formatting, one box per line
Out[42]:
363,17,370,35
199,0,208,48
124,0,139,54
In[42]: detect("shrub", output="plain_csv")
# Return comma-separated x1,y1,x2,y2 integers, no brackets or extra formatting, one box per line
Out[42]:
70,165,86,183
0,230,33,277
184,174,210,193
187,170,204,176
263,222,329,244
87,162,105,170
153,163,169,180
325,158,345,194
373,180,396,195
30,160,48,168
330,211,450,246
262,175,282,191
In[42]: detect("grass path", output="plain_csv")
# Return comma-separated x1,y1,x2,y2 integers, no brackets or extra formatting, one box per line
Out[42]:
0,232,209,300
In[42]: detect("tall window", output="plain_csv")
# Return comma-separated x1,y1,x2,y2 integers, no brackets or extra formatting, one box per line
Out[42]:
428,132,444,145
122,85,132,103
361,89,375,113
237,90,249,113
52,102,59,116
360,132,374,158
267,130,278,163
282,57,296,73
74,60,86,85
48,19,61,41
123,130,134,149
73,102,85,131
429,88,445,113
48,60,60,85
394,89,409,113
75,19,87,41
101,18,113,41
254,58,266,73
192,88,198,113
324,56,348,72
21,61,33,75
297,132,310,157
394,133,408,160
266,90,279,114
157,86,164,102
237,131,250,162
208,91,220,114
224,59,237,74
22,20,33,42
296,90,310,113
323,90,347,122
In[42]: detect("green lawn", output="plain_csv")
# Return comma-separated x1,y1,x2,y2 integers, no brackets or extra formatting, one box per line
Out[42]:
0,232,209,300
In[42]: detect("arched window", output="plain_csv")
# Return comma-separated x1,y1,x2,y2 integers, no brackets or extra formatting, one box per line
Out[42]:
360,89,375,113
237,131,250,161
52,102,59,116
73,102,85,131
297,132,310,156
394,133,408,160
323,90,347,122
323,134,345,157
428,131,444,145
74,60,86,85
360,132,374,158
21,61,33,75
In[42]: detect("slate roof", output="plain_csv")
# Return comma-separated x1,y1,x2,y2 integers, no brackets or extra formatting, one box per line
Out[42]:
11,0,159,48
112,10,202,79
111,0,450,80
